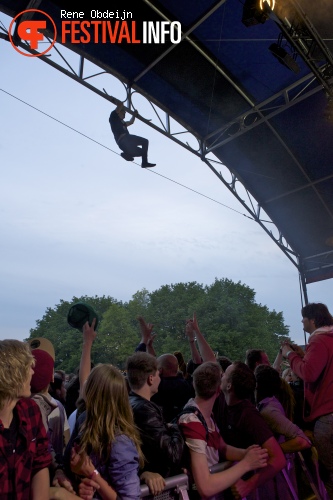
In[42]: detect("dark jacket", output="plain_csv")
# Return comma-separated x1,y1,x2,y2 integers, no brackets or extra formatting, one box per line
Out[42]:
129,391,184,477
151,375,194,423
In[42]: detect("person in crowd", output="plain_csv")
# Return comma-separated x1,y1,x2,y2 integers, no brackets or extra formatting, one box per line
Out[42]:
218,361,286,499
185,313,216,365
50,371,67,406
134,315,195,422
69,363,143,499
64,374,80,418
281,367,291,382
278,377,297,422
178,361,268,499
255,364,310,450
255,364,311,498
0,339,52,499
151,353,195,422
245,349,270,371
134,316,157,356
173,350,187,377
109,101,156,168
273,343,302,375
281,302,333,497
30,347,73,493
64,321,164,496
66,320,98,425
274,347,306,427
217,355,232,373
126,351,184,478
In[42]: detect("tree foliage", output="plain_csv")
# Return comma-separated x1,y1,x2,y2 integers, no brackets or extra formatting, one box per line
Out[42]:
28,279,290,371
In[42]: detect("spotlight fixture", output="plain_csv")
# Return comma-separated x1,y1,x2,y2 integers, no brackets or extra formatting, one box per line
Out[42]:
260,0,275,10
242,0,269,27
269,42,301,74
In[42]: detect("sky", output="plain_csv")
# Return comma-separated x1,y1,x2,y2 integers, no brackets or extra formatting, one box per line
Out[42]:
0,11,331,351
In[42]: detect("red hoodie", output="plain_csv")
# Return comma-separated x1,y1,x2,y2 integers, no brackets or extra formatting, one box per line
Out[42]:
289,326,333,422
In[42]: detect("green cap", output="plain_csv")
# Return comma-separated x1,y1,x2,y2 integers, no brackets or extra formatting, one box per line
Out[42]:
67,302,99,331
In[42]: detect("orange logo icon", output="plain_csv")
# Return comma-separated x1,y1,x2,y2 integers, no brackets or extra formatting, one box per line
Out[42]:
9,9,57,56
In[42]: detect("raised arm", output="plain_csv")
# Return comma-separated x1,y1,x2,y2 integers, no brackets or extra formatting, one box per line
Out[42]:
186,313,216,362
124,109,138,126
185,319,201,364
79,319,97,398
136,316,156,356
281,340,324,383
272,347,283,373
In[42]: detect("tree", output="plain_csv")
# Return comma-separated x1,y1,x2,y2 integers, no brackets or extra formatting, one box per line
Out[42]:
27,279,290,370
93,302,138,369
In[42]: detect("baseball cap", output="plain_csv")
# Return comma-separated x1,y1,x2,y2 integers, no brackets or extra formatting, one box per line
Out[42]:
31,349,54,393
28,337,55,361
67,302,99,331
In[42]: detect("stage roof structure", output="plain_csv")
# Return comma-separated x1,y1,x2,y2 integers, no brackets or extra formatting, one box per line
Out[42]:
1,0,333,299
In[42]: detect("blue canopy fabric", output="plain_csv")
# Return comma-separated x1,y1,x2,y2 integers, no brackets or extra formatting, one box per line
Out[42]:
1,0,333,284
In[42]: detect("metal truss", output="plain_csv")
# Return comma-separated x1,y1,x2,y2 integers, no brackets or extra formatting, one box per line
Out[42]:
0,21,303,274
204,71,323,152
267,0,333,96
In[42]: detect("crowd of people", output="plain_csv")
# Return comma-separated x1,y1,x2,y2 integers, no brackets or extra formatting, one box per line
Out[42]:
0,302,333,499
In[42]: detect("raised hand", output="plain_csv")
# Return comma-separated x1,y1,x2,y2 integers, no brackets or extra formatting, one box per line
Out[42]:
137,316,154,345
290,343,305,358
82,318,97,343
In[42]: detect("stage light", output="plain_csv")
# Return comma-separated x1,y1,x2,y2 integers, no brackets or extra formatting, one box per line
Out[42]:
242,0,269,27
260,0,275,11
269,43,300,73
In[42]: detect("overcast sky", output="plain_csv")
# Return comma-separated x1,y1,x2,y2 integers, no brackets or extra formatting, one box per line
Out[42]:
0,12,331,352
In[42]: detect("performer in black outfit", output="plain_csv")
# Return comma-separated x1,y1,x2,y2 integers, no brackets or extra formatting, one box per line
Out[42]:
109,102,156,168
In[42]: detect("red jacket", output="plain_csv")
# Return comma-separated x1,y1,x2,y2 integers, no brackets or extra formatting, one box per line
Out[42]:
289,327,333,422
0,398,52,499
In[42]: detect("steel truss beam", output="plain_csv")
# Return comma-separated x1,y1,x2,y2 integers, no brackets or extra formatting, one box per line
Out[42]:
135,0,228,84
267,0,333,96
204,72,323,151
0,25,305,273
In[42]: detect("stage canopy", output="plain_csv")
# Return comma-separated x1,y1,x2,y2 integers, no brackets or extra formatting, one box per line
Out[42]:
1,0,333,293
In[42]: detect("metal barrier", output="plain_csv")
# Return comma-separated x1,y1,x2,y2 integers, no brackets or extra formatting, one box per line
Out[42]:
139,463,232,499
210,461,232,474
139,453,328,500
297,450,328,500
140,473,189,500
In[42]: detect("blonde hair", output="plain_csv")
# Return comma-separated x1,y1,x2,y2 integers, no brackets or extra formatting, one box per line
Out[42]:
0,340,35,409
79,364,144,467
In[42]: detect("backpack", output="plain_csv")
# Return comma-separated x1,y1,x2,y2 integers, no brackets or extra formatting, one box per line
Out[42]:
173,405,209,440
172,405,210,471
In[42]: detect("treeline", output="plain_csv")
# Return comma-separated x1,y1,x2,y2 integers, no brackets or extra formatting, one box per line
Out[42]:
28,278,290,372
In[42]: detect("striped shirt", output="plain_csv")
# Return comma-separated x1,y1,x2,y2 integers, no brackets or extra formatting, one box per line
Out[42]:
178,399,221,467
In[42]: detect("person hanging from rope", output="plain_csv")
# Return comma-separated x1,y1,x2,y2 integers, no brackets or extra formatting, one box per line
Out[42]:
109,101,156,168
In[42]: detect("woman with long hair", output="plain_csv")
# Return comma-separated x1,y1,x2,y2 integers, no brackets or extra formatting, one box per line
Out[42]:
70,363,144,500
254,364,311,500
